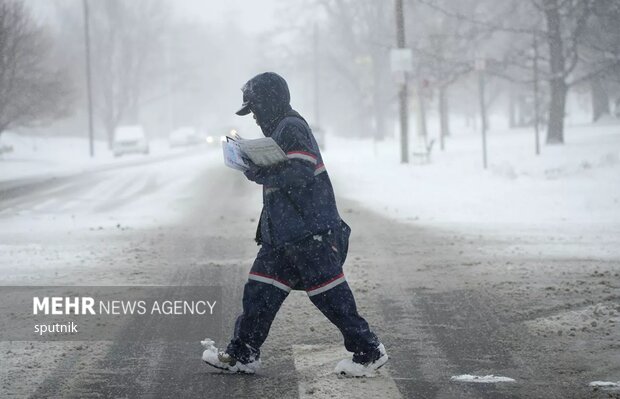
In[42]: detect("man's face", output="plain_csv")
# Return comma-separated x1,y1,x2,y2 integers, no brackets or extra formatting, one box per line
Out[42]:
250,101,267,126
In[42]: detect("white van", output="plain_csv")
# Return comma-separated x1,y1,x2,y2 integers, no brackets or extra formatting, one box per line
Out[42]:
113,125,149,157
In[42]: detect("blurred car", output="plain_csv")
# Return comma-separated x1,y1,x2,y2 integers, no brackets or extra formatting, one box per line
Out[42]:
113,125,149,157
205,127,240,147
169,127,203,148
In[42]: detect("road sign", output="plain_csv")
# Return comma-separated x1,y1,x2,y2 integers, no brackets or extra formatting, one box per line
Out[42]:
390,48,413,73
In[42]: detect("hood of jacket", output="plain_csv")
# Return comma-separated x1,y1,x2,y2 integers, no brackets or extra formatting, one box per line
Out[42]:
239,72,293,136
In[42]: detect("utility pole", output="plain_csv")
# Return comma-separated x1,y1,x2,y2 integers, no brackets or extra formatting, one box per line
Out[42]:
165,26,173,134
416,76,428,141
533,34,541,156
395,0,409,163
476,57,488,169
82,0,94,157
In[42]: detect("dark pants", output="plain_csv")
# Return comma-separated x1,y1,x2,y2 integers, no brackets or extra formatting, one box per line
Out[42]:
226,231,379,363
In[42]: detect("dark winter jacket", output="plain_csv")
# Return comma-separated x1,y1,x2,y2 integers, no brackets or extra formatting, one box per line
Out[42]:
240,73,344,248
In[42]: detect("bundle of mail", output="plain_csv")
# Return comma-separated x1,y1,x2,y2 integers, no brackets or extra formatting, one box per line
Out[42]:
222,133,287,171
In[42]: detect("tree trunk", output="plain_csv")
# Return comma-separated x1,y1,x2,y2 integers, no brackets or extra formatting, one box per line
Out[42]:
590,76,610,122
374,103,386,141
439,86,449,150
509,84,516,129
105,121,115,149
547,79,567,144
126,101,139,125
544,0,566,145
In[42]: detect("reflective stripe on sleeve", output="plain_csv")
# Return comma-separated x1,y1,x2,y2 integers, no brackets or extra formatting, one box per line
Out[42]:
287,151,318,164
314,164,326,176
248,272,292,293
306,273,346,297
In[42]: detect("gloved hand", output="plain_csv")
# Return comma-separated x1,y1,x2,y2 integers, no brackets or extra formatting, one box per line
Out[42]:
243,159,266,183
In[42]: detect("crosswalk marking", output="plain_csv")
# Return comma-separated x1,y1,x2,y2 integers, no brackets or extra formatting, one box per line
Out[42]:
292,345,402,399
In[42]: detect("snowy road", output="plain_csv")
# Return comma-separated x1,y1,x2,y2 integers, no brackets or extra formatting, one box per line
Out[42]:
0,150,618,398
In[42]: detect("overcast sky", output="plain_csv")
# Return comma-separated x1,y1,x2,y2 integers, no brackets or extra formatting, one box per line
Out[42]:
27,0,283,35
173,0,282,34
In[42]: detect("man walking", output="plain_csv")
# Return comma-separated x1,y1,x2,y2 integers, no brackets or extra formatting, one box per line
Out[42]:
202,72,387,377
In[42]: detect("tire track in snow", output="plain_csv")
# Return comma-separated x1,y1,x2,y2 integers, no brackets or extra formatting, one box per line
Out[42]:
28,166,299,398
341,198,597,398
342,200,479,398
0,178,86,214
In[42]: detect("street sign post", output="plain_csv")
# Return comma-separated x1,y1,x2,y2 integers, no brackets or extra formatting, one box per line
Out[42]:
394,0,410,164
390,48,413,73
475,56,488,169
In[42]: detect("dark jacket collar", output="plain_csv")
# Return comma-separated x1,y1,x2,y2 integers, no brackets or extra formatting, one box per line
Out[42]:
260,108,307,137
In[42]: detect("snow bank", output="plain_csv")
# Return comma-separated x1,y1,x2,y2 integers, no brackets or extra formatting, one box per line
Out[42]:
525,302,619,338
325,123,620,229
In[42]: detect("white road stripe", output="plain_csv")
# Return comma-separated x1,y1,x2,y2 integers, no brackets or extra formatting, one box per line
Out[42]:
450,374,516,383
293,345,402,399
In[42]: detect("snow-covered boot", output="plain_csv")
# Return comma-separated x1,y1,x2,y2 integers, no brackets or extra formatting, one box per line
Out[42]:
201,338,261,374
334,343,388,377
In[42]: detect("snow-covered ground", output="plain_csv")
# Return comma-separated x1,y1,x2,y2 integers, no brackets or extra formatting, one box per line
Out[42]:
0,132,216,182
1,123,618,397
1,152,219,231
326,122,620,234
0,124,620,234
4,122,618,236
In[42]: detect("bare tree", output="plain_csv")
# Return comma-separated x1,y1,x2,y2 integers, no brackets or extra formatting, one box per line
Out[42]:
411,0,494,146
316,0,395,140
580,1,620,121
88,0,168,147
416,0,604,144
269,0,396,140
0,0,72,136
